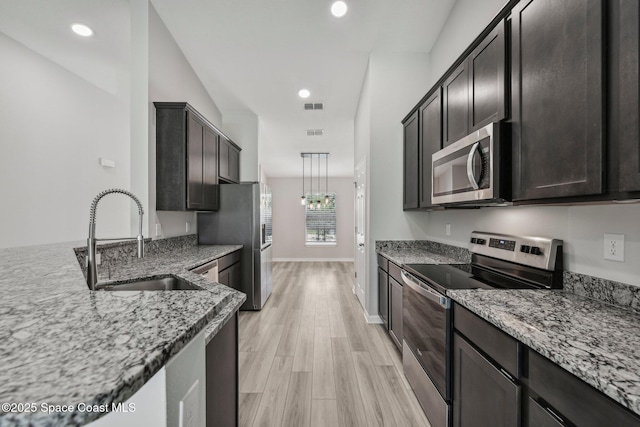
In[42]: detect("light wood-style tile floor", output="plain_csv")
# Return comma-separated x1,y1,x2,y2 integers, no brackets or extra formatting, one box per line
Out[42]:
238,261,431,427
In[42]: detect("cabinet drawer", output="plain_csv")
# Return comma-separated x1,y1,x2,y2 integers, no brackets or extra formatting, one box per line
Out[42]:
454,304,519,378
388,262,403,285
377,254,389,272
218,250,241,271
528,350,640,427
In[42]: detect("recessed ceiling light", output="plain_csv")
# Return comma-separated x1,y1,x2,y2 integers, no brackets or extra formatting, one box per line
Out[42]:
298,89,311,99
71,23,94,37
331,1,348,18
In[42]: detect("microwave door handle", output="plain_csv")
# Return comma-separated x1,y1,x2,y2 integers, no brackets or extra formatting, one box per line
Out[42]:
466,141,480,190
401,271,449,307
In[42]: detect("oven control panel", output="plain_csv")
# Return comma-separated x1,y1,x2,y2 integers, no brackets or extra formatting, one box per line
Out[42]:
469,231,563,271
488,238,516,251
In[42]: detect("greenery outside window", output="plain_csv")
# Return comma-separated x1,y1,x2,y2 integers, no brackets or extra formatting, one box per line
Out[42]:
305,193,336,243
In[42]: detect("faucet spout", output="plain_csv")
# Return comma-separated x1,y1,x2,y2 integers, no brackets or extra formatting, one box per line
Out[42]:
87,189,145,290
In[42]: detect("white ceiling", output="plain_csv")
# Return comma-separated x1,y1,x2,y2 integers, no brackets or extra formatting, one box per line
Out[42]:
0,0,455,178
151,0,456,177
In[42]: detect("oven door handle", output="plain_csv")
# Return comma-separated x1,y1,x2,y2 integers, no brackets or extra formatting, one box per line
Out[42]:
401,271,450,307
466,141,480,190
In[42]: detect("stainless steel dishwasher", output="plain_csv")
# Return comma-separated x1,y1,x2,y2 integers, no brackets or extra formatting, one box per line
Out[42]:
191,259,219,282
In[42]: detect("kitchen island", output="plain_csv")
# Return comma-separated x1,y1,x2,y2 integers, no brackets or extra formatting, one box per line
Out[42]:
0,238,244,426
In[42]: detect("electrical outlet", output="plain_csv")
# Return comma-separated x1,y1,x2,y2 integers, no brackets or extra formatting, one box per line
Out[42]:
604,233,624,262
186,222,191,233
156,223,162,237
445,223,451,236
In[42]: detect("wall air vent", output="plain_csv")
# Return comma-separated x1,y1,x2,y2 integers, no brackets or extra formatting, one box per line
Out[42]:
303,103,324,110
306,129,324,136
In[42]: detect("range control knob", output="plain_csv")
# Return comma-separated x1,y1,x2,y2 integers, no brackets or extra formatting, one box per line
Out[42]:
470,238,477,244
476,238,486,245
520,245,531,254
530,246,542,256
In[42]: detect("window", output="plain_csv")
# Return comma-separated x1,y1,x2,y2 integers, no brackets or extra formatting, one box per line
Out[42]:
305,193,336,243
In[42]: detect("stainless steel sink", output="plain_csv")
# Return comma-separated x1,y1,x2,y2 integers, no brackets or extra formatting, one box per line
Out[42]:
95,276,201,291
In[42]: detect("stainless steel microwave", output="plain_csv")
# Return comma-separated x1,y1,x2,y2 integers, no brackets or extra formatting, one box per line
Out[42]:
431,122,509,206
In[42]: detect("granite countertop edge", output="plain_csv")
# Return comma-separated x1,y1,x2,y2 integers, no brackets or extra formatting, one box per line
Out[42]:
448,289,640,417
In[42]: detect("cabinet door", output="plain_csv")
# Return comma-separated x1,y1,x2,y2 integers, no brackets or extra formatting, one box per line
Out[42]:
389,277,403,350
187,113,204,210
468,20,506,131
228,263,241,290
419,89,442,208
218,138,230,181
229,146,240,183
511,0,604,201
403,111,419,210
443,62,469,146
218,268,230,287
378,267,389,328
206,312,238,427
453,333,520,427
203,127,219,211
528,398,564,427
612,0,640,192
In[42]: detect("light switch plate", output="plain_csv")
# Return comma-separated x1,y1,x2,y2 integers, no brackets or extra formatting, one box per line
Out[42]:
445,223,451,236
156,223,162,237
604,233,624,262
179,379,200,427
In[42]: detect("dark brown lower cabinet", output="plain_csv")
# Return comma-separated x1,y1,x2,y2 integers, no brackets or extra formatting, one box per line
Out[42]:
378,267,389,328
389,277,403,350
452,332,520,427
206,312,238,427
527,349,640,427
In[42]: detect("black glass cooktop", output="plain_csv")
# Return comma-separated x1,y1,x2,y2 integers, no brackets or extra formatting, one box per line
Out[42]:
403,261,545,295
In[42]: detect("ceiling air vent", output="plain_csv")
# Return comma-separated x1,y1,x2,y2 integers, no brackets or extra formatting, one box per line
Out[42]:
303,102,324,110
306,129,324,136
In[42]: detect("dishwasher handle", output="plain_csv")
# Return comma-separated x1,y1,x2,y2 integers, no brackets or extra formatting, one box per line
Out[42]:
401,270,450,308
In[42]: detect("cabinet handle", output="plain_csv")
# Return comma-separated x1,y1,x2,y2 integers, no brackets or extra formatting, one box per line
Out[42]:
466,141,481,190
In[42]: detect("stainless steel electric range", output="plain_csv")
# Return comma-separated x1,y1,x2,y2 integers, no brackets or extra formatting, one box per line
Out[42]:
401,231,563,427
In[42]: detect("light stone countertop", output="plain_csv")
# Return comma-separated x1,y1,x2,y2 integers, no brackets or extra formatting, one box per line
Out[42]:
376,247,465,266
0,240,245,426
448,289,640,417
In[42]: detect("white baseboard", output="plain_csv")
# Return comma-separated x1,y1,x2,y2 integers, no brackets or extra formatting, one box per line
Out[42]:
273,258,355,262
363,312,383,324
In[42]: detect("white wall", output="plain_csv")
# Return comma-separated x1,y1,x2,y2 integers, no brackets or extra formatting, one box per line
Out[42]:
354,52,433,317
423,0,640,287
148,3,223,238
0,31,131,248
270,177,354,261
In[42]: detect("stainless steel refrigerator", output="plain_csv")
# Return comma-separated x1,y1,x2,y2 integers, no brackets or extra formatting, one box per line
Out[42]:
197,182,273,310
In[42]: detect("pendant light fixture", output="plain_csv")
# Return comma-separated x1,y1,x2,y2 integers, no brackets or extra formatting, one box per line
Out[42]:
316,154,322,210
300,153,330,208
325,155,329,205
300,155,306,205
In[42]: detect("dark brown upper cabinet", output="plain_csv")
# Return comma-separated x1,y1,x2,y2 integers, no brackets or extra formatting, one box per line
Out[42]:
419,88,442,209
610,0,640,194
403,110,420,210
511,0,605,201
443,62,469,146
443,21,507,147
468,21,507,132
218,137,241,184
155,102,222,211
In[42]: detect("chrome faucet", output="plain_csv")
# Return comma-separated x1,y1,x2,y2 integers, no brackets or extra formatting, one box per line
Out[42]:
87,188,145,290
